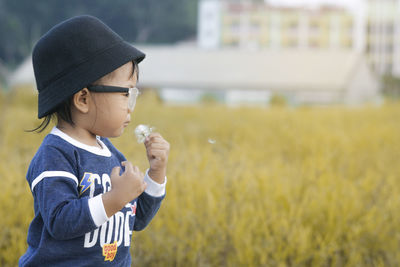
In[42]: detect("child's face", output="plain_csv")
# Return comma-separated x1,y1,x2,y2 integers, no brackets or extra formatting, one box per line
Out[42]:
89,62,138,138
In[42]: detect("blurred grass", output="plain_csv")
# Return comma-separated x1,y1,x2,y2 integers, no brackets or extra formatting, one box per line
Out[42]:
1,87,400,266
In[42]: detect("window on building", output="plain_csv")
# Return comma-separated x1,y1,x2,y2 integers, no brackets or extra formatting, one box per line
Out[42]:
310,20,320,30
341,38,353,48
309,19,321,36
386,43,394,54
309,39,320,48
227,39,239,47
250,21,260,33
367,23,372,35
366,42,373,53
386,63,393,74
288,38,298,47
230,21,241,34
386,23,394,35
370,62,376,72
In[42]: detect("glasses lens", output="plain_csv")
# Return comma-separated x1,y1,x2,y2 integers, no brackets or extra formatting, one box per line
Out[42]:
128,87,139,111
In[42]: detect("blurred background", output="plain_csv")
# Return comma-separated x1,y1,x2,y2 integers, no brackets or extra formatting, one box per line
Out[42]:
3,0,400,103
1,0,400,266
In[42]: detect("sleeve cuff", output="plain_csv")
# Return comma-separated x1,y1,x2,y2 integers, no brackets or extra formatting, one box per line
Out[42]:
144,169,167,197
88,194,109,227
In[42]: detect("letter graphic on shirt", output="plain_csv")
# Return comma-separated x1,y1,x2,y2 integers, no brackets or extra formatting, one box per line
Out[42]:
114,211,125,246
84,173,102,248
84,229,99,248
102,240,117,262
100,216,114,247
102,173,111,193
89,174,101,198
124,211,133,246
84,174,137,249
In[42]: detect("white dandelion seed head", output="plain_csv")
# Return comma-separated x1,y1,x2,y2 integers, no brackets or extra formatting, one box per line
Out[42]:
208,138,216,144
134,124,153,143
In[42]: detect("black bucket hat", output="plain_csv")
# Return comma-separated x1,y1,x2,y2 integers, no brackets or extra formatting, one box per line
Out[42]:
32,15,145,118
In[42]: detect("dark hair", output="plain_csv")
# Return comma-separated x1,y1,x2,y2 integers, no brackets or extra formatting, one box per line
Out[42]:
29,61,139,133
27,97,74,133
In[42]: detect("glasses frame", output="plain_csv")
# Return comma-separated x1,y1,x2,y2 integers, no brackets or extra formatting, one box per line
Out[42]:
87,85,140,111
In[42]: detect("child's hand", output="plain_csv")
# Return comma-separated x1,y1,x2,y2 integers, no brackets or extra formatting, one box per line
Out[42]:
103,161,147,217
111,161,147,201
144,133,169,184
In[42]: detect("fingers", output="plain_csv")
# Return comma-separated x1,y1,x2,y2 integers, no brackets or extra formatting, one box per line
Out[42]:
121,161,144,177
111,166,121,177
144,133,170,166
144,133,170,151
144,133,166,145
132,165,140,173
121,161,133,173
146,145,170,155
144,142,166,149
147,149,168,160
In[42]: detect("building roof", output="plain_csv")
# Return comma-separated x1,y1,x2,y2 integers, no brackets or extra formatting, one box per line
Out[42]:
8,57,34,88
138,45,372,92
9,45,375,94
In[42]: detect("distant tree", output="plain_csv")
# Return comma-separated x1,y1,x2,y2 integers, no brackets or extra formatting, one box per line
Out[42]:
269,94,287,107
382,74,400,99
0,0,198,68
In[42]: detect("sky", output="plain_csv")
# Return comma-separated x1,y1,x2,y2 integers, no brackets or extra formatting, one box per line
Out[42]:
266,0,363,12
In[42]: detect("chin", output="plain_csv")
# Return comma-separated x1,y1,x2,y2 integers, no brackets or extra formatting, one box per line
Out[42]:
104,130,124,138
115,127,125,137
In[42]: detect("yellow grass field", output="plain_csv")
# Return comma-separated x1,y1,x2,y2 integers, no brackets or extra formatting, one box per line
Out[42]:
1,88,400,266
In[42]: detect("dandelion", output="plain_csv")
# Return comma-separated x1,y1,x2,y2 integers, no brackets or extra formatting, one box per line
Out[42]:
134,124,154,143
208,138,216,144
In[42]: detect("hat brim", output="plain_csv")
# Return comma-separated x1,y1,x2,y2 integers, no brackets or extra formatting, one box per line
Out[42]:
38,40,145,118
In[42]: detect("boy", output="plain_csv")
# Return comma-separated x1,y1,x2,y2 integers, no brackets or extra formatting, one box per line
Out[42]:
19,15,169,266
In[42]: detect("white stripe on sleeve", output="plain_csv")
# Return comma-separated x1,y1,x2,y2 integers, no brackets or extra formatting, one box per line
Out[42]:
144,169,167,197
88,194,109,227
31,171,79,191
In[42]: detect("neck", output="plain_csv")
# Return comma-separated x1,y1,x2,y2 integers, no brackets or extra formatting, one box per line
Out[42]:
57,120,100,148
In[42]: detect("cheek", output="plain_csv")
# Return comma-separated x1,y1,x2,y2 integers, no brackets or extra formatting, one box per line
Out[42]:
92,95,108,110
92,95,128,122
94,96,115,116
100,103,127,125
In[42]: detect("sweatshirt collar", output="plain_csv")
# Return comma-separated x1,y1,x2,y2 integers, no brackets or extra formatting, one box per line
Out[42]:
50,127,111,157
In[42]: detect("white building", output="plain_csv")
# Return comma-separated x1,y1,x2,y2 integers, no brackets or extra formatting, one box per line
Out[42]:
366,0,400,76
138,45,380,106
197,0,400,77
8,45,381,106
197,0,222,49
197,0,363,51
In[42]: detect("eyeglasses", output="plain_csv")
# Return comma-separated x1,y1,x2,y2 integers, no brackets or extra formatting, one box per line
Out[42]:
87,85,140,111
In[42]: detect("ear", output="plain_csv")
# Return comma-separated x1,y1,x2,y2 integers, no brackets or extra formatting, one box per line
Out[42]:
72,88,91,113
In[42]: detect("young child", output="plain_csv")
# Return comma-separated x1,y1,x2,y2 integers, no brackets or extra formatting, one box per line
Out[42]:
19,15,169,266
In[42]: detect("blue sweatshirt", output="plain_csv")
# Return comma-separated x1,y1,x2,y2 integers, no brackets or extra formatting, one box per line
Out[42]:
19,127,166,266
